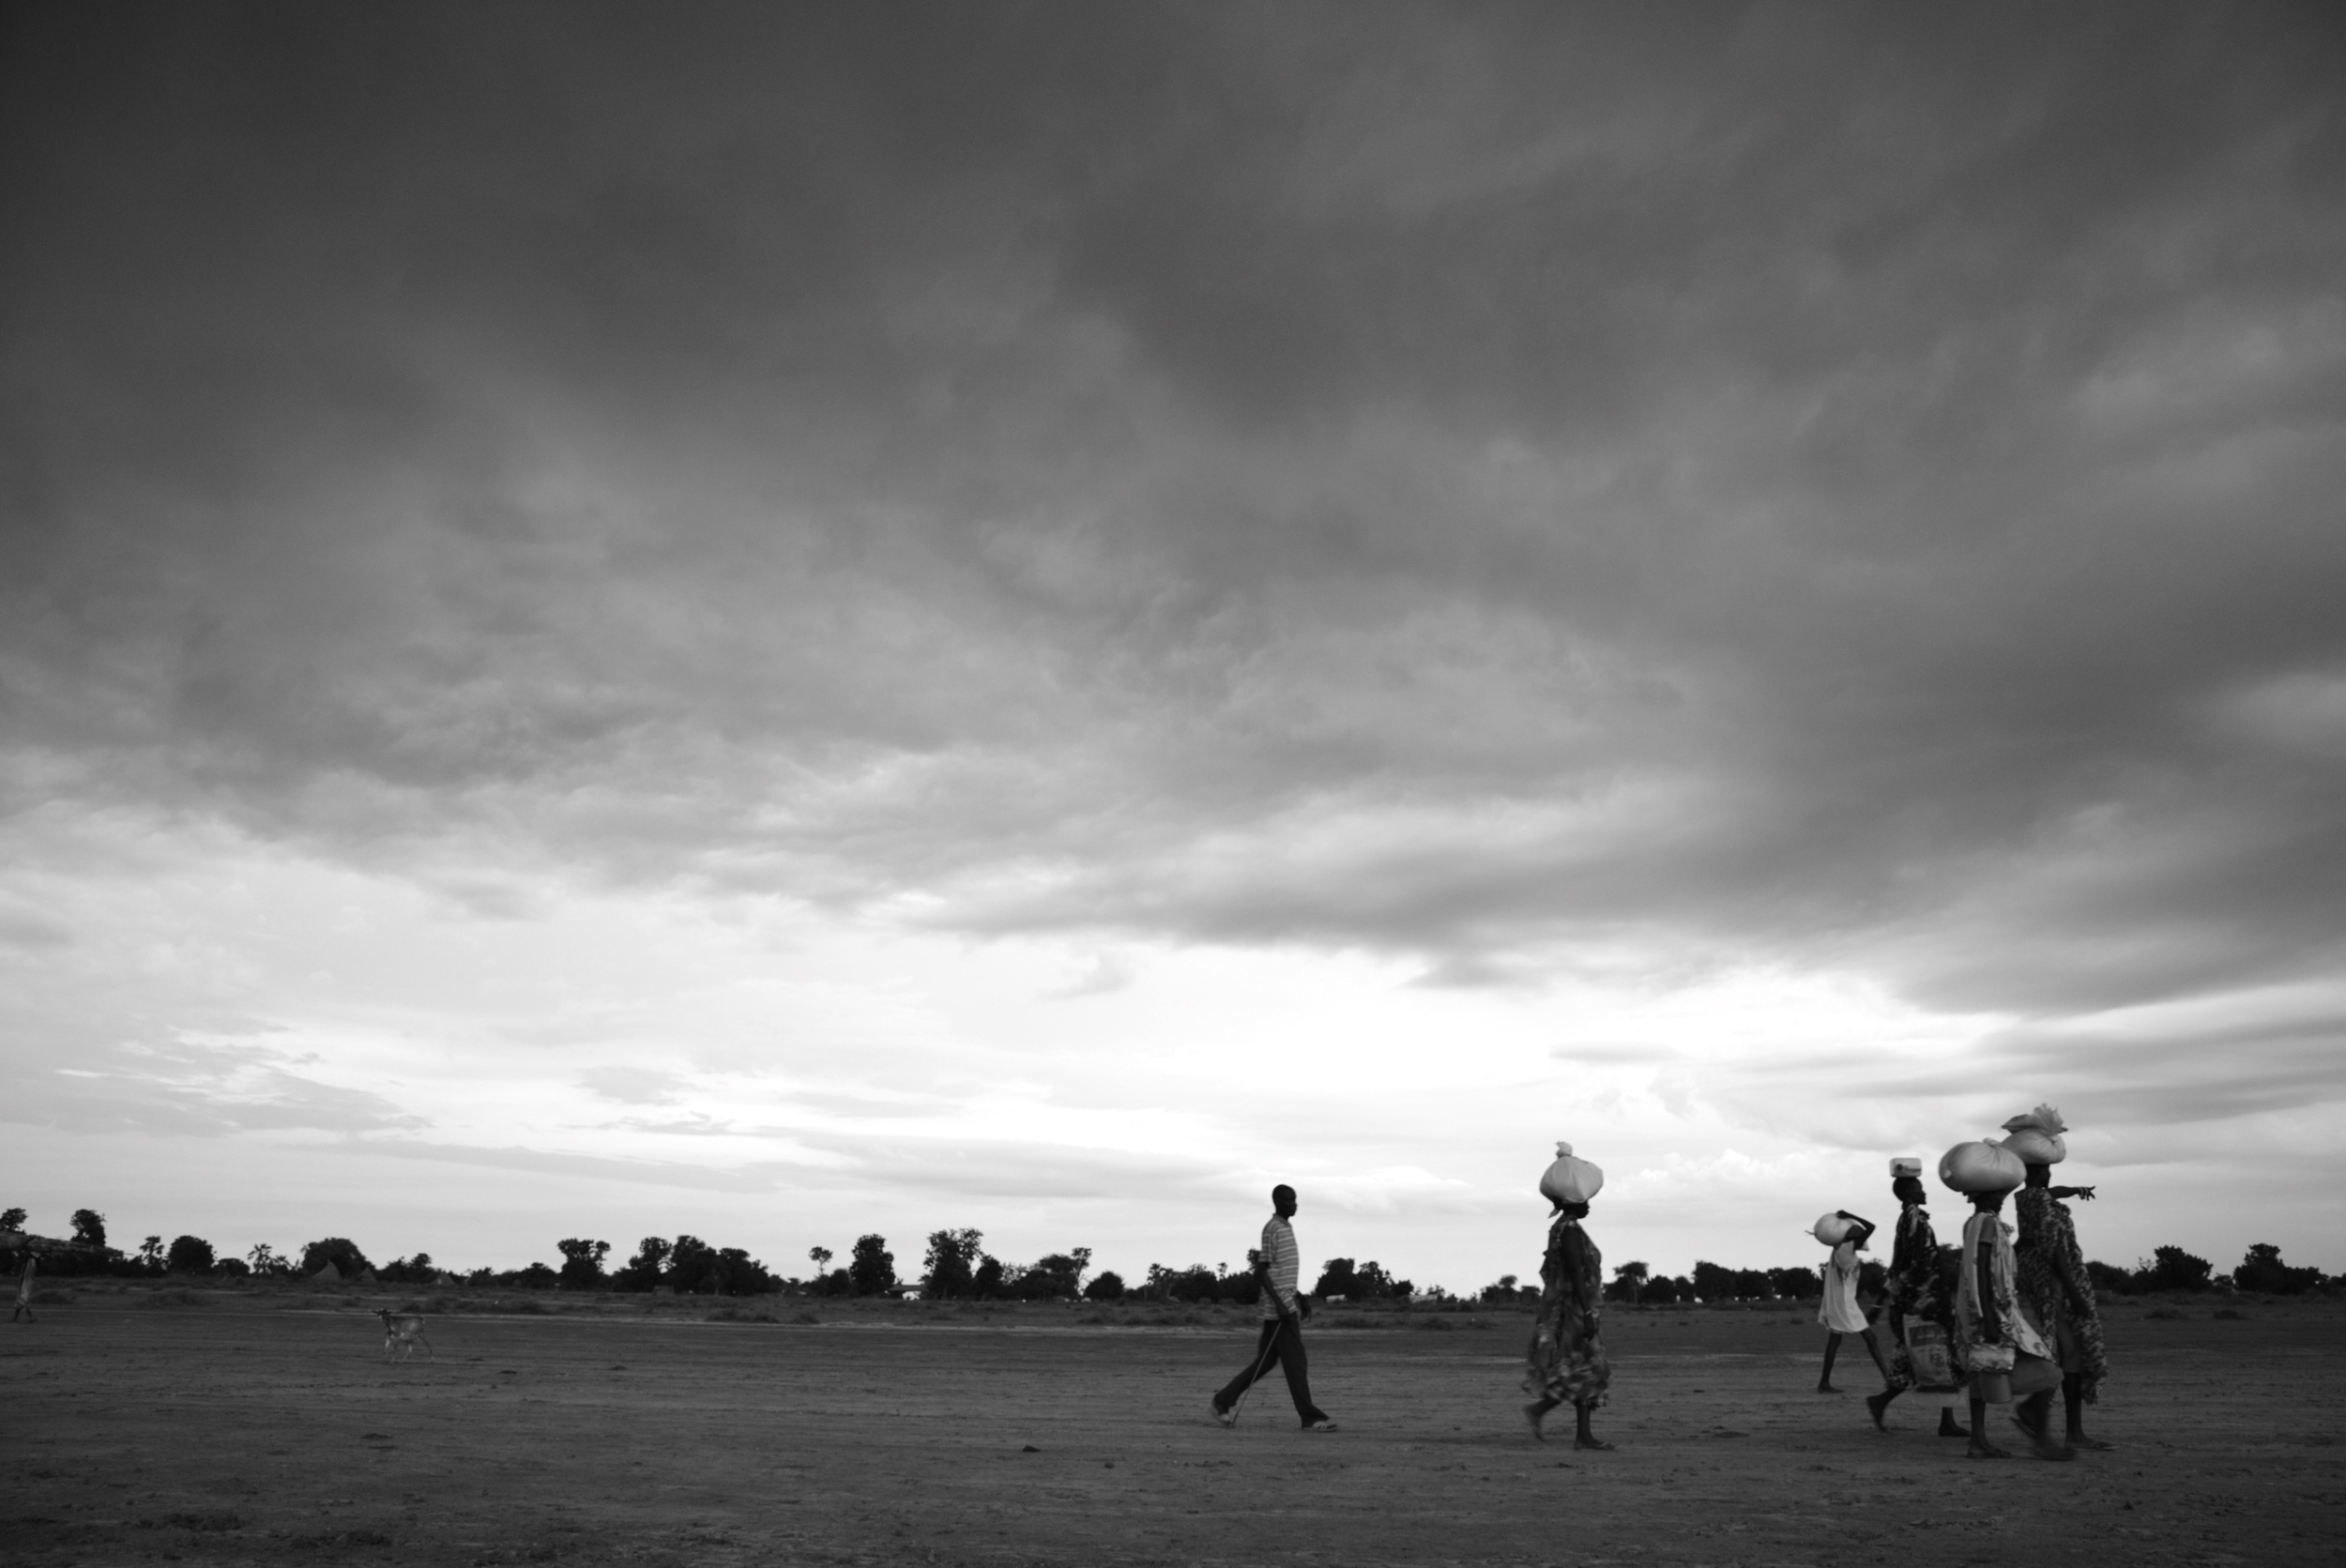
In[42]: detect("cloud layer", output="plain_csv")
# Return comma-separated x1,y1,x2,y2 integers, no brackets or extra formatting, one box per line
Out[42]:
4,5,2343,1278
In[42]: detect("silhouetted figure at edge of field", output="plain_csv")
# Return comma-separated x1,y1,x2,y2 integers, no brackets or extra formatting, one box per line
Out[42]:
1522,1141,1612,1451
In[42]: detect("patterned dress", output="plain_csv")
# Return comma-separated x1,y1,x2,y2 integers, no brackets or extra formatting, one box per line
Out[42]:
1881,1202,1955,1391
2013,1187,2110,1402
1523,1214,1610,1409
1955,1210,2051,1383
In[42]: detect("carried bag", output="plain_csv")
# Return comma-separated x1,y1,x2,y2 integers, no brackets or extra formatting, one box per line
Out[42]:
1903,1321,1959,1392
1965,1341,2016,1375
2010,1350,2062,1396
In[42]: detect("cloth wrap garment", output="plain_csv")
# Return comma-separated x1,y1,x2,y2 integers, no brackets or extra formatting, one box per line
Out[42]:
2013,1186,2110,1403
1522,1213,1610,1410
1817,1240,1869,1333
1882,1202,1960,1392
1955,1210,2055,1401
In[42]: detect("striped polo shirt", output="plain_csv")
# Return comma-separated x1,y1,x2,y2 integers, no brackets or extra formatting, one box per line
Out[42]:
1259,1214,1301,1320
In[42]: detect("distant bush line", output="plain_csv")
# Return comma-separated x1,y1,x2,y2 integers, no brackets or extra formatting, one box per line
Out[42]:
2,1207,2334,1301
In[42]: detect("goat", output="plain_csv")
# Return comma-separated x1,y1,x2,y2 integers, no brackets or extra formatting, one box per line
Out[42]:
376,1307,434,1362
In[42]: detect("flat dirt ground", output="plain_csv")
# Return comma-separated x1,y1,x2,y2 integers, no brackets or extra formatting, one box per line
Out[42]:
7,1288,2342,1568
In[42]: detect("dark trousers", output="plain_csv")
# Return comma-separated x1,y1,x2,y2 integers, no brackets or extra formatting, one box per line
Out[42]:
1215,1316,1327,1425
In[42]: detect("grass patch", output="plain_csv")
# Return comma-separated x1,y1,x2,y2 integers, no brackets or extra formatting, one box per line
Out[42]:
166,1511,243,1532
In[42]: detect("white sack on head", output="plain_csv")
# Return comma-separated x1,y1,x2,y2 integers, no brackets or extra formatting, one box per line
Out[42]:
1999,1103,2068,1165
1814,1212,1854,1246
1539,1141,1605,1206
1998,1128,2066,1165
1939,1140,2027,1195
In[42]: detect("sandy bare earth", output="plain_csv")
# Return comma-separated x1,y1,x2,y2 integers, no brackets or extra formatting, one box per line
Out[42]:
6,1290,2341,1568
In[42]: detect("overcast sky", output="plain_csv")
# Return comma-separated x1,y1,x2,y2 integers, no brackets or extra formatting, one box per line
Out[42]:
5,4,2343,1290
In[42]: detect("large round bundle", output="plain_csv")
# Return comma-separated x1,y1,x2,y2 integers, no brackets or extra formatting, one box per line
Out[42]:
1999,1128,2066,1165
1539,1141,1605,1206
1939,1140,2026,1195
1813,1212,1854,1246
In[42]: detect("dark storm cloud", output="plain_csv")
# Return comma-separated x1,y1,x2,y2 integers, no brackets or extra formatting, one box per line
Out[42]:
5,3,2345,1089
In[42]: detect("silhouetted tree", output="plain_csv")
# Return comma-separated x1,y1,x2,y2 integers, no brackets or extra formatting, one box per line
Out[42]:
1019,1249,1090,1300
1692,1260,1737,1302
1,1207,26,1232
300,1238,372,1277
71,1210,106,1248
664,1235,719,1293
711,1246,776,1294
2084,1259,2136,1294
613,1237,671,1292
1083,1270,1126,1301
138,1235,165,1271
1314,1258,1358,1298
1767,1265,1821,1300
165,1235,215,1274
923,1228,983,1299
2148,1245,2213,1291
556,1238,611,1289
1639,1274,1684,1304
2232,1242,2323,1295
1481,1272,1526,1303
848,1233,895,1296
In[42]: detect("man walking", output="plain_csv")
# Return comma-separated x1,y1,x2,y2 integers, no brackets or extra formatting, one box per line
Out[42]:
1211,1184,1336,1431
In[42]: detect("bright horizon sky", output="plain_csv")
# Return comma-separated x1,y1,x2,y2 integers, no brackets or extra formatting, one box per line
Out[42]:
5,4,2344,1293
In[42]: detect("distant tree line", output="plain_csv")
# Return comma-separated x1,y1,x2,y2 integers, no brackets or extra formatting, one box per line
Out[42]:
4,1206,2335,1302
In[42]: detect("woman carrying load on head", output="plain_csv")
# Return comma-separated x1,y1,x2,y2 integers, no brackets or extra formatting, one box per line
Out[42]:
1813,1208,1893,1396
1522,1142,1613,1450
1943,1137,2071,1461
1866,1157,1969,1438
2003,1104,2111,1452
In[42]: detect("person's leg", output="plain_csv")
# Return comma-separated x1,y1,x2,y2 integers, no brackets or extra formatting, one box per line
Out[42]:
1858,1326,1897,1383
1272,1316,1329,1425
1818,1332,1842,1392
1938,1391,1969,1438
1522,1392,1561,1439
2014,1388,2070,1457
2062,1373,2110,1449
1573,1399,1612,1451
1213,1321,1280,1413
1967,1394,2006,1458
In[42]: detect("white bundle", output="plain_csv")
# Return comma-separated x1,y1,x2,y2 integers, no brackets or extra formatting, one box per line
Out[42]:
1938,1139,2027,1195
1999,1103,2069,1165
1813,1212,1854,1246
1539,1141,1605,1206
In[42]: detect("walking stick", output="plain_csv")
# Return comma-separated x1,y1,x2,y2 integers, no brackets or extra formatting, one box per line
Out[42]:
1226,1303,1290,1428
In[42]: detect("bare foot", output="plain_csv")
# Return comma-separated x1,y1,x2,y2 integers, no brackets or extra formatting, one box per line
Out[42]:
1574,1436,1616,1451
2068,1433,2114,1452
1816,1383,1841,1393
1521,1403,1546,1442
1865,1393,1891,1430
1939,1416,1972,1439
1968,1439,2011,1459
